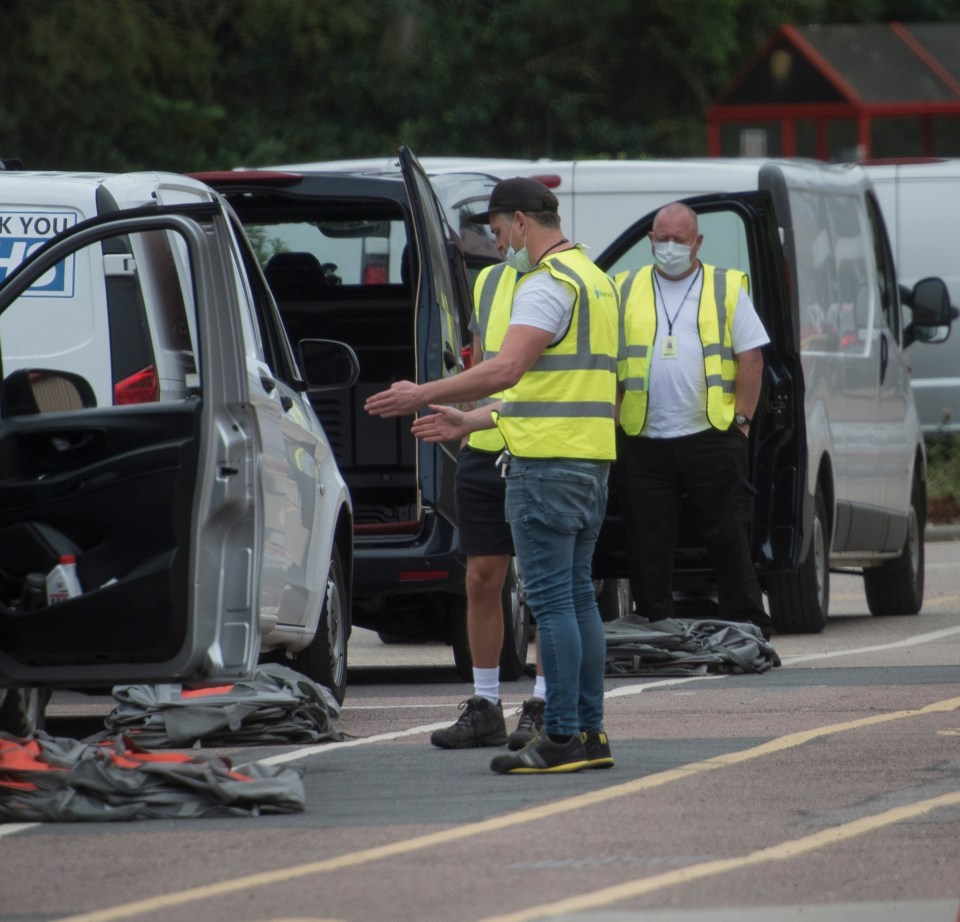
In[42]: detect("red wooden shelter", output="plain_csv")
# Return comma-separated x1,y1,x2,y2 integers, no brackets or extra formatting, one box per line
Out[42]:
707,22,960,161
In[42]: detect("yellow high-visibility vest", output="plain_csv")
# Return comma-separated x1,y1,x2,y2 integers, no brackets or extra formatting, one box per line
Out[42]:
495,246,619,460
617,263,746,436
467,262,515,453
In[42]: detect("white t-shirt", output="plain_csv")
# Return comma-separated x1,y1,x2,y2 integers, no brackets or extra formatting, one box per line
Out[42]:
508,271,575,343
642,267,770,438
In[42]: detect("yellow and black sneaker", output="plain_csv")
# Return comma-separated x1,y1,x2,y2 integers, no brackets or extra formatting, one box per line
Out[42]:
490,729,589,774
581,729,615,769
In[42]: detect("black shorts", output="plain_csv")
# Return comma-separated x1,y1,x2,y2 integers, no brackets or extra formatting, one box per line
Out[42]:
455,446,514,557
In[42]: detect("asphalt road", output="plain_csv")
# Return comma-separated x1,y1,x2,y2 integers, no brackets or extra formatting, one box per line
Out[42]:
3,538,959,922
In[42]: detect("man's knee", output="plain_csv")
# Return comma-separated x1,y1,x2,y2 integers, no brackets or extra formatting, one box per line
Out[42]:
466,555,511,601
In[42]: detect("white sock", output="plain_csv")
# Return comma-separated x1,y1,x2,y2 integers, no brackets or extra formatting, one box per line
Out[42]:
532,674,547,701
473,667,500,705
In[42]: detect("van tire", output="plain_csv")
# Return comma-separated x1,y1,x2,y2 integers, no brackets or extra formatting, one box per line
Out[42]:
449,562,532,683
295,546,349,704
0,687,50,737
448,594,472,683
498,560,531,681
596,578,633,622
767,487,830,633
864,479,924,616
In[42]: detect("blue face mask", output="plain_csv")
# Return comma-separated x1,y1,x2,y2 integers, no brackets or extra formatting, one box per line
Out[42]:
504,218,533,273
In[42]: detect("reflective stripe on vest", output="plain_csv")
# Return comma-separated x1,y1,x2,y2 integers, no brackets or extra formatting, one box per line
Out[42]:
467,262,515,452
495,246,619,460
618,264,744,436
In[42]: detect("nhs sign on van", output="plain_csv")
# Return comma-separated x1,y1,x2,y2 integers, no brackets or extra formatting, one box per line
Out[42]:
0,211,78,296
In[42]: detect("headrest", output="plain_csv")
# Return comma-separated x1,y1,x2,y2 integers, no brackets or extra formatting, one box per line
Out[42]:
264,252,329,300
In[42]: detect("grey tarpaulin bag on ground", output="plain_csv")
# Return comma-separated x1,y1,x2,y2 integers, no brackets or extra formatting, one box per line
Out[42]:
103,662,343,748
0,731,306,822
604,617,781,677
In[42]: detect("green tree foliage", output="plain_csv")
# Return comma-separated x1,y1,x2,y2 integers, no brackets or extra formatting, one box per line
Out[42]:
1,0,958,171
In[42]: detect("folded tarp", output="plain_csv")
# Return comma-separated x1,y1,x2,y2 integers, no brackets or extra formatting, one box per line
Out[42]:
102,662,343,748
604,617,781,676
0,731,305,822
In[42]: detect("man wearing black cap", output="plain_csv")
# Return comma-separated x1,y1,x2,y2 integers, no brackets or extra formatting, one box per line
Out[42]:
366,177,620,774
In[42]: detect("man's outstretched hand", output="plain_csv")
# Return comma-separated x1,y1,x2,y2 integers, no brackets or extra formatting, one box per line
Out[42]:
364,380,423,418
411,405,470,443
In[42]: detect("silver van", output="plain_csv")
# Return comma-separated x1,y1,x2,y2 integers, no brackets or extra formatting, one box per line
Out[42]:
0,169,357,733
585,158,952,633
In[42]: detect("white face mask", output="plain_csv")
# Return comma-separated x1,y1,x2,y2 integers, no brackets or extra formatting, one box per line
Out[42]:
652,240,694,277
504,218,533,273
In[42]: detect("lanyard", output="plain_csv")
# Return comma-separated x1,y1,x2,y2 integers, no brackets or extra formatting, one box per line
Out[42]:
652,265,702,335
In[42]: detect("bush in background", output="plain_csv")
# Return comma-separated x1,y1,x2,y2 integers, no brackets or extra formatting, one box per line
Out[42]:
926,434,960,524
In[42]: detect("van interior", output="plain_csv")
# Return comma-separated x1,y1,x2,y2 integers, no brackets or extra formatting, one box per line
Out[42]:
242,199,422,537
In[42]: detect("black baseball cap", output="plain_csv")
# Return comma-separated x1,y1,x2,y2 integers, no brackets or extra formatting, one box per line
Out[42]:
468,177,559,224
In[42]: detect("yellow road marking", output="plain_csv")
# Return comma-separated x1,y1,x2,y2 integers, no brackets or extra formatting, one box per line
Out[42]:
56,695,960,922
476,790,960,922
920,595,960,608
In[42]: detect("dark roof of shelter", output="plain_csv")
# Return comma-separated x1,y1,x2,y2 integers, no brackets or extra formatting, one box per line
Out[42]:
715,22,960,108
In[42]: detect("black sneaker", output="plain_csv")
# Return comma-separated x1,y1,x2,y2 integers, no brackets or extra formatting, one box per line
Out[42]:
507,697,545,751
581,729,615,769
490,729,589,774
431,696,508,749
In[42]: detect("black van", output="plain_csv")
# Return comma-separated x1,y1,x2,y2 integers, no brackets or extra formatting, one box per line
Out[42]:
198,149,532,678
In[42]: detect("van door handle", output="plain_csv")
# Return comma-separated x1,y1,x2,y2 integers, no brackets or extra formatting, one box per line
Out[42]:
879,333,889,384
443,346,461,371
260,372,277,393
280,395,294,412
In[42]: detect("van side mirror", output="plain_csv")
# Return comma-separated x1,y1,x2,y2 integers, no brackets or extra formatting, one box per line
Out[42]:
298,339,360,391
903,276,956,348
2,368,97,417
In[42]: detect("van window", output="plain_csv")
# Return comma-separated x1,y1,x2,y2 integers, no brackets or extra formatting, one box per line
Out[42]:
0,228,201,414
248,218,408,287
605,210,754,288
864,193,900,342
791,188,885,357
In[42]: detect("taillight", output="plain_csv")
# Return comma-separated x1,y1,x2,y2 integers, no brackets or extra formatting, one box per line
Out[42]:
114,365,160,405
362,262,389,285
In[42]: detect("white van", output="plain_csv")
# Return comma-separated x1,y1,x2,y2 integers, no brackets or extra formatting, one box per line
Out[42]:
863,159,960,434
0,170,210,407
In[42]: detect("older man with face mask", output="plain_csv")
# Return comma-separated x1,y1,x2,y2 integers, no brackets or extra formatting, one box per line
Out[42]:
615,201,773,638
365,177,620,774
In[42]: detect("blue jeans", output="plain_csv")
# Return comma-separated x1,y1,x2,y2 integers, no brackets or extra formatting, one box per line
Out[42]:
504,457,610,737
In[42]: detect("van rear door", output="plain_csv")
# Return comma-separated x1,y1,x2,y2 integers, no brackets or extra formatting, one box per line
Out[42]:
596,191,805,572
397,146,463,527
0,206,261,689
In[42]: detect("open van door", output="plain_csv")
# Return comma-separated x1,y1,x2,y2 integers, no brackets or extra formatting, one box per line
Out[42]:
0,206,261,691
594,191,806,578
397,145,463,527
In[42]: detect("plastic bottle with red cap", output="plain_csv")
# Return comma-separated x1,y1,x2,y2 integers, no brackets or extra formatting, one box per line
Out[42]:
45,554,82,604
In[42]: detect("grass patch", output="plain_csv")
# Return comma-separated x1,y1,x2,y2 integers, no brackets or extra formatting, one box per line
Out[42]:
926,434,960,524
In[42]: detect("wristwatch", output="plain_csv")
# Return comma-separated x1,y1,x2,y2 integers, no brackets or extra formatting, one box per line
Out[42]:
734,411,751,427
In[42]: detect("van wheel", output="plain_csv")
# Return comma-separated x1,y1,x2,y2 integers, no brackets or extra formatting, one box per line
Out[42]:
498,560,531,681
448,594,472,683
767,487,830,633
864,478,924,616
295,547,349,704
449,561,532,683
0,687,50,737
596,579,633,622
